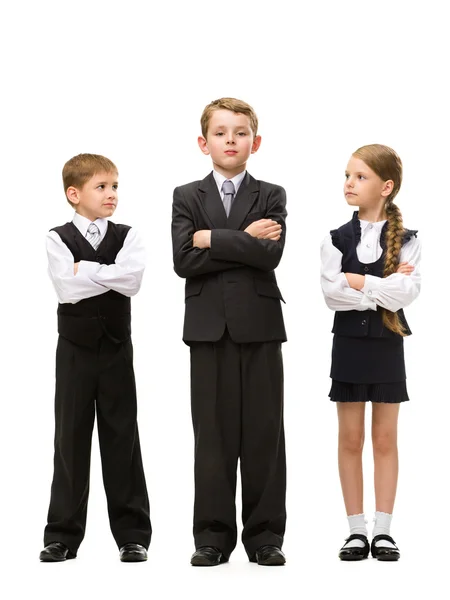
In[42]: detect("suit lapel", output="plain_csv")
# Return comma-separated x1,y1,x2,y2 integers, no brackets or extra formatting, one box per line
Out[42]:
198,171,260,230
227,172,259,230
198,172,228,229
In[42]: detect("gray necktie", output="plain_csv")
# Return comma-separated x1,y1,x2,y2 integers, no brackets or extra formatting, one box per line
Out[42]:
222,179,235,217
86,222,101,250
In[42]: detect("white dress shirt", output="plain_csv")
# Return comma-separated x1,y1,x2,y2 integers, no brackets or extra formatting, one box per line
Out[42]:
46,212,146,304
321,218,421,313
212,169,246,201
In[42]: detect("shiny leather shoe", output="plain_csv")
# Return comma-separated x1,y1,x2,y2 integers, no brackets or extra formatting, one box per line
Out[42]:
253,545,286,566
39,542,75,562
119,543,148,562
371,535,400,561
339,534,370,561
190,546,226,566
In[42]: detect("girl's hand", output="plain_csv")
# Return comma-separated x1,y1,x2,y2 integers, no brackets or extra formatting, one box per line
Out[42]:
345,273,365,290
396,262,415,275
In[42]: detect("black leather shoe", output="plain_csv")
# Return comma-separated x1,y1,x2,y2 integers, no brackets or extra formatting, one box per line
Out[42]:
253,545,286,566
119,543,148,562
190,546,226,566
39,542,75,562
339,534,370,561
371,534,400,561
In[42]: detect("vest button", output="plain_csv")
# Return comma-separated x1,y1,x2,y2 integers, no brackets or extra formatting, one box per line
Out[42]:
361,319,367,325
364,266,369,272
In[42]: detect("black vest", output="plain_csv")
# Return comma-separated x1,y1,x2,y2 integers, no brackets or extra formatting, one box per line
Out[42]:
330,212,417,338
51,221,132,347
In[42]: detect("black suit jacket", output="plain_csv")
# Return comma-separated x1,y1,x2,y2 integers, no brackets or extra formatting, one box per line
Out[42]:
172,172,287,343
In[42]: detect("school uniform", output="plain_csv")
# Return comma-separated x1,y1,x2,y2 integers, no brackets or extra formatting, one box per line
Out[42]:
43,213,151,555
321,211,421,402
171,170,287,560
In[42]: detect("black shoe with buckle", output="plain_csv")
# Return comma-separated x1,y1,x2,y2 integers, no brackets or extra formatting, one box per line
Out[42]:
371,534,400,561
338,534,370,561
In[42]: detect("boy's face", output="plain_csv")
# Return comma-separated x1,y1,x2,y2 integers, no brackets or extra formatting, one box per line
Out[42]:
344,157,393,210
67,171,118,221
198,109,261,178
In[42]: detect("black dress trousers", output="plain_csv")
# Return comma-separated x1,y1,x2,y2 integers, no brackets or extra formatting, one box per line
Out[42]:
44,335,151,554
190,331,286,560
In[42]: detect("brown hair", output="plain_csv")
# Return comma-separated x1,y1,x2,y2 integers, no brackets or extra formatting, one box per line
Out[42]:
200,97,258,138
63,153,118,206
353,143,406,336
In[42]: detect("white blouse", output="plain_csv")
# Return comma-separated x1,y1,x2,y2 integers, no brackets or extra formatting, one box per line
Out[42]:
320,218,421,313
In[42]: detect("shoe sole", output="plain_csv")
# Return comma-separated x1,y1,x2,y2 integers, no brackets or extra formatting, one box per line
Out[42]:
374,555,400,562
257,555,286,566
339,555,369,561
120,556,147,563
40,554,76,563
191,554,228,567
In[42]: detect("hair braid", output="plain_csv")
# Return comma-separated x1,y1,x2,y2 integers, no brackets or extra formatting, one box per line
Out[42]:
382,199,407,336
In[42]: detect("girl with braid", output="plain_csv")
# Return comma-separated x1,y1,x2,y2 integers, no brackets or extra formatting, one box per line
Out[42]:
320,144,421,561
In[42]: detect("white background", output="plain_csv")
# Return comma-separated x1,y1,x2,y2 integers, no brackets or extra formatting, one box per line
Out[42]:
1,1,448,598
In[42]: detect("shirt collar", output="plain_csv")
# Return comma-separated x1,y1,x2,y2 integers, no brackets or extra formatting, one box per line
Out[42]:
73,212,108,237
360,218,387,234
213,169,246,195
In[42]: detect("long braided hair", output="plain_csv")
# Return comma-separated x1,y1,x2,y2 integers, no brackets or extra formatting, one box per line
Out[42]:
353,144,406,336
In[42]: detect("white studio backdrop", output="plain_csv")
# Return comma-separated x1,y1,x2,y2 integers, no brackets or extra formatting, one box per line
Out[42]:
0,1,448,599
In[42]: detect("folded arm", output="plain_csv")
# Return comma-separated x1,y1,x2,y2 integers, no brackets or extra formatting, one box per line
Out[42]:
171,186,243,278
76,228,146,297
47,231,109,304
361,236,421,312
320,235,377,312
209,186,287,272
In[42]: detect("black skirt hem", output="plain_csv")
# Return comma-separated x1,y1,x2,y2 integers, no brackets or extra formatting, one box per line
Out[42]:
329,380,409,404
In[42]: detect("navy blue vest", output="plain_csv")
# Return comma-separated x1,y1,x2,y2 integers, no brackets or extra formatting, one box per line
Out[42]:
51,221,132,347
330,212,417,338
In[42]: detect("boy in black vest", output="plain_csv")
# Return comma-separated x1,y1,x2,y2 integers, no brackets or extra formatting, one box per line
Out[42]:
40,154,151,562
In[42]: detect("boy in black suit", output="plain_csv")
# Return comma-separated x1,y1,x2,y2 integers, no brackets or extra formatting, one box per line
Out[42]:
40,154,151,562
171,98,287,566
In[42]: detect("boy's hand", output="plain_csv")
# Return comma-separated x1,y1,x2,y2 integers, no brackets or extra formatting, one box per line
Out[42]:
345,273,365,290
396,261,414,275
193,230,211,249
245,219,282,241
74,262,79,275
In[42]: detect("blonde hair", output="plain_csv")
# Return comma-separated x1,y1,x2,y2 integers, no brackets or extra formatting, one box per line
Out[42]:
353,144,406,336
200,97,258,138
63,153,118,206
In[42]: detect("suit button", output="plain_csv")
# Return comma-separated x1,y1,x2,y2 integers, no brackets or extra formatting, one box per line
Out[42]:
364,266,369,272
361,319,367,325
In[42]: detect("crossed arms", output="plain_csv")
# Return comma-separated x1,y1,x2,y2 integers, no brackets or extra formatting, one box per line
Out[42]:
46,228,145,304
171,186,287,278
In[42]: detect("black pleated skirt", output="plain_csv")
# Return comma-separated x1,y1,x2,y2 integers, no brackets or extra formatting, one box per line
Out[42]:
329,334,409,404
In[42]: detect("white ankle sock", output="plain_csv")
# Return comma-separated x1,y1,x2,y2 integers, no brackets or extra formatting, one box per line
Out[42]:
373,511,396,548
343,513,368,548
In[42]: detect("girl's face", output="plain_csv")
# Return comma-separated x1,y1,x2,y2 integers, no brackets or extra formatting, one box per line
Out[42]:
343,156,393,210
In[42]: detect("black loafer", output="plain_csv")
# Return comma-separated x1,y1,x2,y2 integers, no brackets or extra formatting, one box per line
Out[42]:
253,545,286,566
119,543,148,562
339,534,370,561
190,546,226,566
39,542,76,562
371,534,400,561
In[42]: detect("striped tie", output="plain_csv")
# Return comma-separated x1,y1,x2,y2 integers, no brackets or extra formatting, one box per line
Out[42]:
222,179,235,217
86,222,101,250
